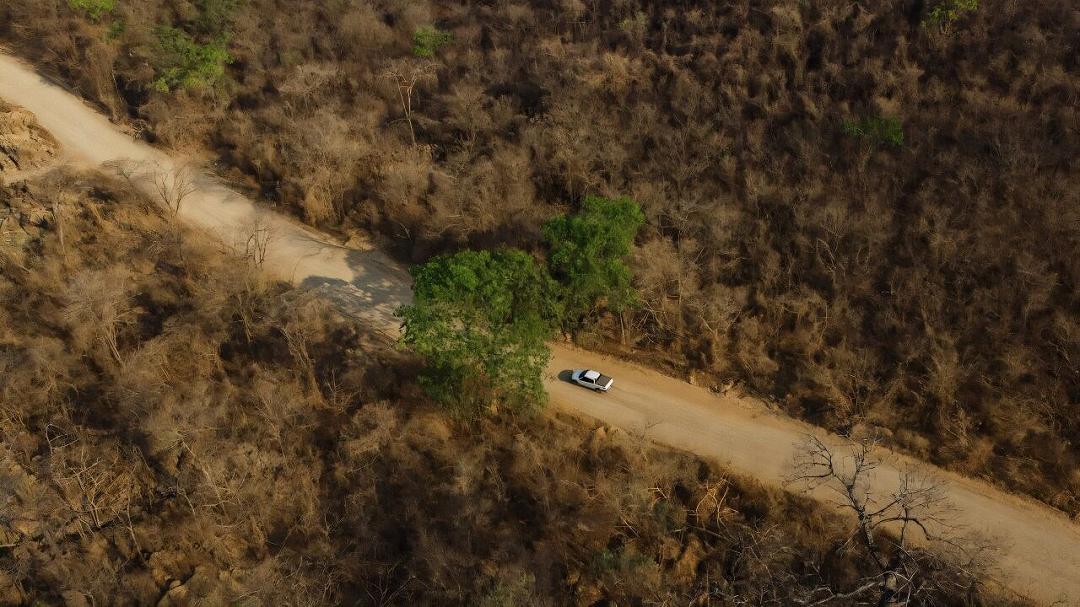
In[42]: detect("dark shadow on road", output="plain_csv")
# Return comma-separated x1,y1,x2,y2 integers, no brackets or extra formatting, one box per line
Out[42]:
299,248,414,338
557,370,574,383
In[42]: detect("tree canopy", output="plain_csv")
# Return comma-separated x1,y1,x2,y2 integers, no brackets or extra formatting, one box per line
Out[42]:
399,196,643,418
398,249,559,418
542,195,645,325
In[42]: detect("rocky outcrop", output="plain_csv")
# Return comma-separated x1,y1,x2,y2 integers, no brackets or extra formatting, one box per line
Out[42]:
0,101,59,176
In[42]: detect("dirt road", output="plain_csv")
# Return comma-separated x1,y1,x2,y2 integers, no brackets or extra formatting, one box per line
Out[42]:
2,51,1078,605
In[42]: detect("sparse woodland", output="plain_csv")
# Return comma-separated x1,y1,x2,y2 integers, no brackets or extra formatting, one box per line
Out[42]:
0,174,1017,605
2,0,1079,535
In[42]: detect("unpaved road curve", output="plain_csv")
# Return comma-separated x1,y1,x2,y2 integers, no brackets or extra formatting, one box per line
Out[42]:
2,51,1078,605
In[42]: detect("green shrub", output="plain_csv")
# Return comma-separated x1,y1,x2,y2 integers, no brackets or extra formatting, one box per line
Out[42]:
412,26,452,58
152,27,232,92
106,19,126,40
843,115,904,147
924,0,979,32
67,0,115,20
589,547,653,575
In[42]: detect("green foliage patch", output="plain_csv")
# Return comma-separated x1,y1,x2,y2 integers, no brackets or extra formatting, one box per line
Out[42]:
412,26,452,58
148,0,239,92
924,0,979,32
68,0,115,20
589,546,655,576
106,19,126,40
152,26,231,92
842,115,904,147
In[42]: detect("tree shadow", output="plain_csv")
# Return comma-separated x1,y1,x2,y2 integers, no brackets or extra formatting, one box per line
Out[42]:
299,248,414,339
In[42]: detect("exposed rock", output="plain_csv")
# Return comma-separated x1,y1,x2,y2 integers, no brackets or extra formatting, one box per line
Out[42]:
0,101,59,176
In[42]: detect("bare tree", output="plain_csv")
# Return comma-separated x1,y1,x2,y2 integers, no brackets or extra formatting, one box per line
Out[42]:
284,108,362,223
233,214,274,268
49,435,141,536
103,158,148,187
62,268,134,365
382,59,437,147
788,436,994,606
51,199,65,257
151,162,196,215
103,159,196,216
282,315,319,394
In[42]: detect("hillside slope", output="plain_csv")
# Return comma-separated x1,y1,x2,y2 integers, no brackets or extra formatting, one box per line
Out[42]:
1,51,1077,605
3,0,1077,516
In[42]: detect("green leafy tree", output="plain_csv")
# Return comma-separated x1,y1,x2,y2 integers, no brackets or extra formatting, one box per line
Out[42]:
542,196,645,326
412,26,453,58
398,249,559,419
152,27,232,92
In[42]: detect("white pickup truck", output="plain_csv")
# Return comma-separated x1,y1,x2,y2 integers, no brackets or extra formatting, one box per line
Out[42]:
570,369,614,392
